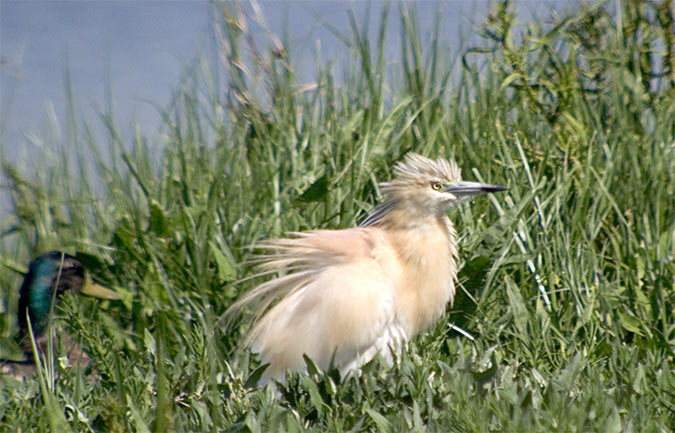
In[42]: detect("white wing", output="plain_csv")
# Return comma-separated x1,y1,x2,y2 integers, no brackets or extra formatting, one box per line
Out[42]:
245,227,406,383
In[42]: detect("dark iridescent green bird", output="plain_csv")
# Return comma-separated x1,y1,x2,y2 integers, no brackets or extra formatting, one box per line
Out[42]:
3,251,120,368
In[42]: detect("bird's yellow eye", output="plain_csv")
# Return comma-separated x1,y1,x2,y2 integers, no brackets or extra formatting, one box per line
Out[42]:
431,182,442,191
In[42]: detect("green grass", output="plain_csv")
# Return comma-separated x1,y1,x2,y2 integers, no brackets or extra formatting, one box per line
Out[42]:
1,1,674,431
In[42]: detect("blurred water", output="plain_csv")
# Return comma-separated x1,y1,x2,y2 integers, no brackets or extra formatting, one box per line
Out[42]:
1,1,211,158
0,0,578,222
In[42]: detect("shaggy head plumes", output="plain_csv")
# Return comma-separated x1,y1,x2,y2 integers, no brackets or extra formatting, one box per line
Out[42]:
382,153,461,194
361,153,464,227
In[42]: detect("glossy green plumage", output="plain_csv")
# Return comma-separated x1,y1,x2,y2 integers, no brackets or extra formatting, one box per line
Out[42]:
1,251,121,372
17,251,87,339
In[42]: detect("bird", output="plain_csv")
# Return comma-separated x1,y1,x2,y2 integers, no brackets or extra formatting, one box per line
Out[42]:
1,251,121,374
227,153,506,384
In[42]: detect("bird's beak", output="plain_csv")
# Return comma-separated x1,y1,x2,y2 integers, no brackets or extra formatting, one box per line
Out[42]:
445,181,507,196
80,274,122,300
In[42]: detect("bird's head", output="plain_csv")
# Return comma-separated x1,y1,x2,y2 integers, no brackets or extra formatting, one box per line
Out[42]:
17,251,120,338
381,153,507,217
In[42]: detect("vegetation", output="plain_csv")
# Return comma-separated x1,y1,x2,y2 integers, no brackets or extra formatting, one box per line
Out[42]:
1,1,673,431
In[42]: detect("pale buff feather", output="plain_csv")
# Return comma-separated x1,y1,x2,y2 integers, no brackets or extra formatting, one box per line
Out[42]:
224,153,505,384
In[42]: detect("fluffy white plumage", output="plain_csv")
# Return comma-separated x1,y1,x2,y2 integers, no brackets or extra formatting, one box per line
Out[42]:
226,153,505,384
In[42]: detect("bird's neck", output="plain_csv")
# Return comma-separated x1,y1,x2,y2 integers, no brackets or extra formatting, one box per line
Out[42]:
386,214,458,336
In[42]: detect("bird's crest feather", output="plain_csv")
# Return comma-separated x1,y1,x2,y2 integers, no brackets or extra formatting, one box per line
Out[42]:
382,153,460,193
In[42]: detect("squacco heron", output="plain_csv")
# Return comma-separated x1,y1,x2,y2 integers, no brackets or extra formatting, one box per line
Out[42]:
229,153,506,384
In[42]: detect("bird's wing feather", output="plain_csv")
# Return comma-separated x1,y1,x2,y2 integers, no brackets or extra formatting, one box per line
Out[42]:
238,228,406,382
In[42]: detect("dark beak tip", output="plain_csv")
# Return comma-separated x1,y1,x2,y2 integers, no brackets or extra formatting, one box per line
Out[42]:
445,182,508,195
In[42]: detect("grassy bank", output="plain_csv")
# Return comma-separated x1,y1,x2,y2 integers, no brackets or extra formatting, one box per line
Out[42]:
1,1,674,431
